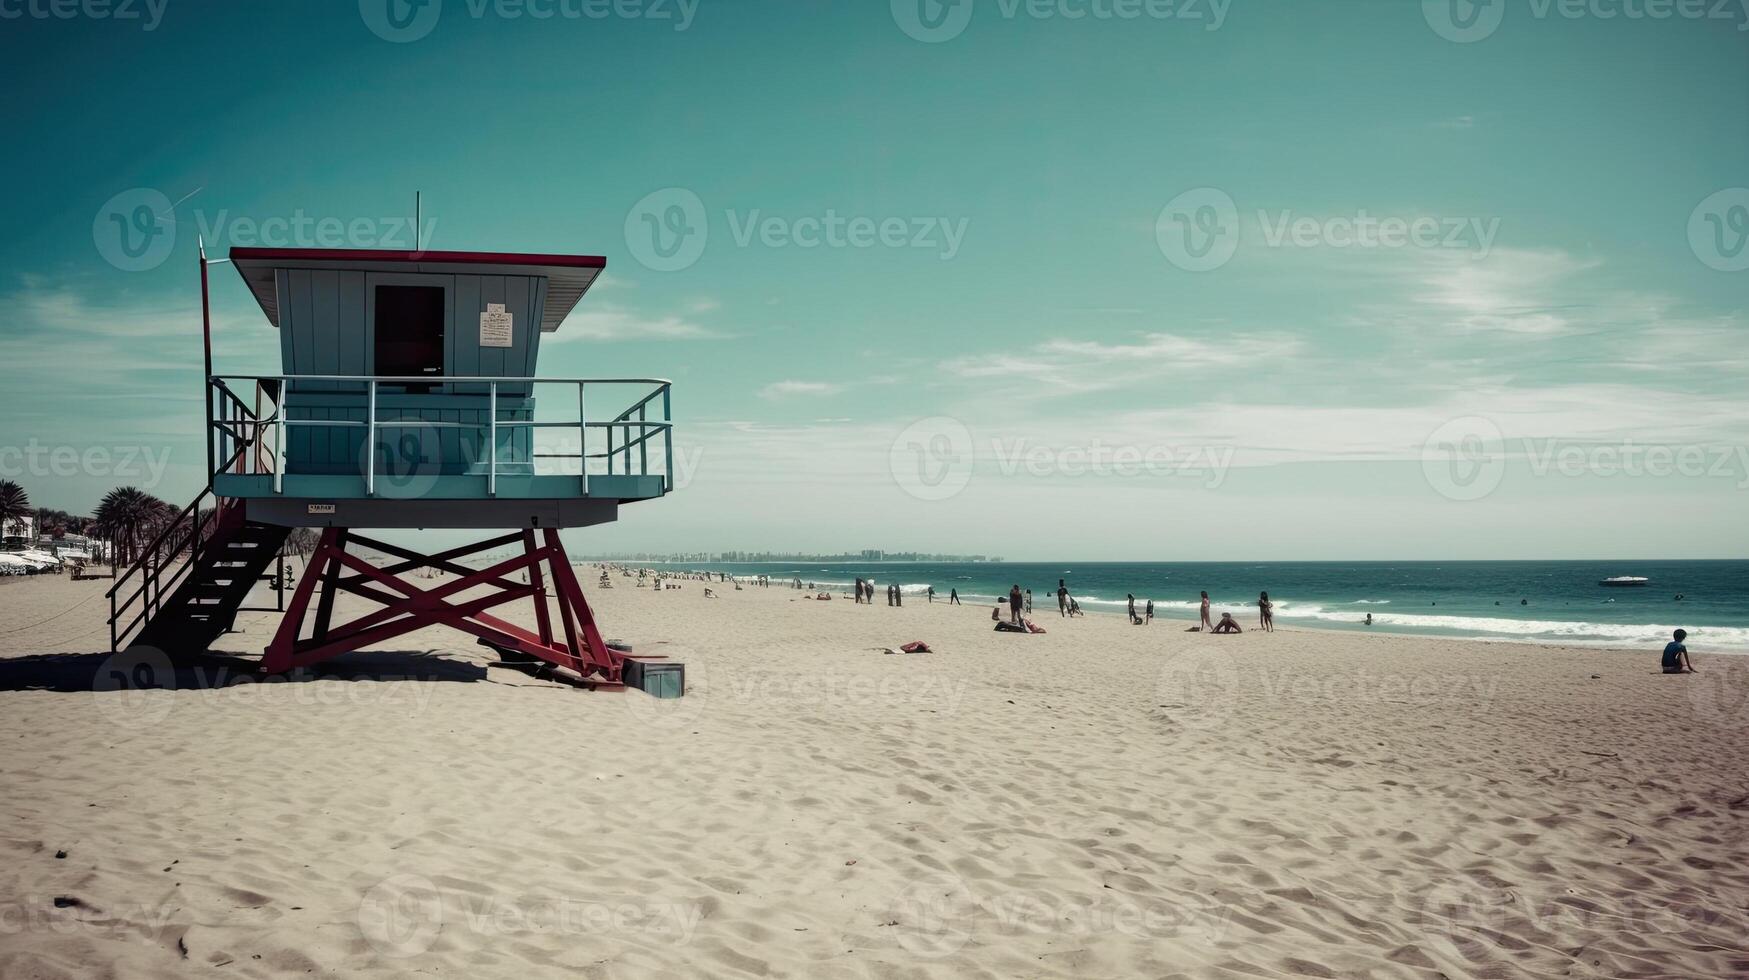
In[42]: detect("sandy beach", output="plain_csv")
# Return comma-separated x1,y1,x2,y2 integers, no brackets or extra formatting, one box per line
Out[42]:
1,568,1745,979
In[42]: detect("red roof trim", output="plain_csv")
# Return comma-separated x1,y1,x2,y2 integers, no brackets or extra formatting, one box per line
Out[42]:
229,247,606,269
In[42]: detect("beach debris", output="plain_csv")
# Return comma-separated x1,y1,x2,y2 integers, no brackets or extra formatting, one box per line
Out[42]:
54,850,66,859
52,896,85,909
845,859,857,866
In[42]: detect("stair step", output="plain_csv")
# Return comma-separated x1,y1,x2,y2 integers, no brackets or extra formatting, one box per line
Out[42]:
113,506,290,655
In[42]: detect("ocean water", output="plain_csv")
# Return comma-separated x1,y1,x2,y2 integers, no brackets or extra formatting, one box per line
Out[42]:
622,560,1749,652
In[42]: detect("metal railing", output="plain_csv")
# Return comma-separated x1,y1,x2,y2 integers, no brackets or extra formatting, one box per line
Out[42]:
105,488,220,652
207,375,674,496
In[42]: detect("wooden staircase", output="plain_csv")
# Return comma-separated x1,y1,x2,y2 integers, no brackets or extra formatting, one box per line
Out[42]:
108,493,289,654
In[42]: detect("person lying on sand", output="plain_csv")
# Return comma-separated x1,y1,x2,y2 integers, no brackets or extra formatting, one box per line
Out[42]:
1211,612,1243,634
1662,629,1695,673
703,588,718,598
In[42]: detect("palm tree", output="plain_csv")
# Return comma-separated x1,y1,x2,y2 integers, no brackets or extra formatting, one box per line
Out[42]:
285,527,321,560
0,480,28,519
0,481,29,547
93,487,169,568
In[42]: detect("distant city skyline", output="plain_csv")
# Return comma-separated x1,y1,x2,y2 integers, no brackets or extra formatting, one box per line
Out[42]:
2,3,1745,560
589,550,1004,563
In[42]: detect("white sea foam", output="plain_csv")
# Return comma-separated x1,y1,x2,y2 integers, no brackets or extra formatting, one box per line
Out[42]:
1053,594,1749,651
1268,606,1749,651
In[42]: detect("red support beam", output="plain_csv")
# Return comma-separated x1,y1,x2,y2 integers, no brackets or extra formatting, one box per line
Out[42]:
523,529,555,649
263,527,339,673
258,528,623,686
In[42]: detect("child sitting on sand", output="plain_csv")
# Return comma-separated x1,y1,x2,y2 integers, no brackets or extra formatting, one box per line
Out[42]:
1211,612,1243,634
1662,629,1695,674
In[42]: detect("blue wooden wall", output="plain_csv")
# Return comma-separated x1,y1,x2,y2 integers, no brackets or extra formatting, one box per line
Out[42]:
274,270,548,476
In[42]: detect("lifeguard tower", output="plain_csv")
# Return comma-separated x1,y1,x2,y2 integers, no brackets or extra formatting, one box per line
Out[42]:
107,245,675,690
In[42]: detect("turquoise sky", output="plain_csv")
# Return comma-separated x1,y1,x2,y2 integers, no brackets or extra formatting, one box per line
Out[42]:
1,0,1745,559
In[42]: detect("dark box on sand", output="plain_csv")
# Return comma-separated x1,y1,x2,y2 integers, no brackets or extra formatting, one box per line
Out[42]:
623,658,685,698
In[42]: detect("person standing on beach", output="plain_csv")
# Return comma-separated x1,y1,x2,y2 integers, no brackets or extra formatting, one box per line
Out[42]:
950,588,960,605
1024,589,1033,614
896,585,903,607
1199,591,1213,631
1258,591,1274,632
927,586,935,603
1145,599,1154,623
1127,593,1137,623
1057,579,1070,617
1009,585,1024,625
854,578,864,604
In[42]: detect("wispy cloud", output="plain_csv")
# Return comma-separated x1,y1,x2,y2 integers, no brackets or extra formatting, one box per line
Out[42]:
550,303,722,342
1413,247,1604,335
941,331,1302,394
759,380,844,399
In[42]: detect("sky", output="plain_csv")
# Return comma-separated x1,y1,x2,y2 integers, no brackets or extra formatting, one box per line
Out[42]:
0,0,1746,560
